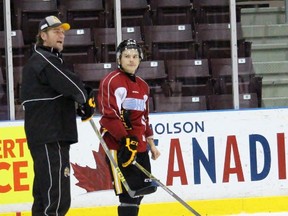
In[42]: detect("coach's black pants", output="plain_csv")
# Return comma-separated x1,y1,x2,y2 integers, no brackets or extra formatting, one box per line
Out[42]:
29,141,71,216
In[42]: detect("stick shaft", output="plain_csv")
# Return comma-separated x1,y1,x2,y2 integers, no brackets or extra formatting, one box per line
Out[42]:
89,119,136,197
133,161,201,216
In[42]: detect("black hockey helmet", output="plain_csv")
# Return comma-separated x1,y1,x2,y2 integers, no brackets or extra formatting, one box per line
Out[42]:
116,39,144,60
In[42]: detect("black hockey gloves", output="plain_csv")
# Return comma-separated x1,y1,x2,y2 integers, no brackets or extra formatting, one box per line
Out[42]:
77,86,96,121
119,136,138,167
120,109,132,130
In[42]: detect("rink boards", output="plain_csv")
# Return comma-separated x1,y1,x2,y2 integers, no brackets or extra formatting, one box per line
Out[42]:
1,108,288,215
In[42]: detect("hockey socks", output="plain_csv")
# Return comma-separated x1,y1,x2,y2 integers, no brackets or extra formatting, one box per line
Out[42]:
118,205,139,216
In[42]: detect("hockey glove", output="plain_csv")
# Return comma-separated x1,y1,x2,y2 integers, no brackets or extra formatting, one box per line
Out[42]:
77,86,96,121
119,136,138,167
120,109,132,130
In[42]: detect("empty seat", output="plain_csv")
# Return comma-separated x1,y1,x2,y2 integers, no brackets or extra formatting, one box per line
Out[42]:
62,28,96,70
137,60,167,82
137,60,168,95
13,66,23,104
210,57,261,99
193,0,241,24
93,26,144,62
150,0,193,25
0,105,8,120
0,67,5,101
59,0,106,29
166,59,210,82
15,104,25,120
73,62,117,88
154,94,207,112
0,30,31,67
73,62,117,114
166,59,212,96
143,24,197,60
0,1,4,31
210,57,255,79
106,0,151,28
195,23,251,59
137,60,167,94
210,57,255,92
207,93,258,110
12,0,59,44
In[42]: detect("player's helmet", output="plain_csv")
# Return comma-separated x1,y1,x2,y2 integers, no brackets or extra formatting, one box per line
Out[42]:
116,39,144,60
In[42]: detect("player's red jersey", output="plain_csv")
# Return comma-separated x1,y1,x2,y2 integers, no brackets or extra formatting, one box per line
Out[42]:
98,69,153,152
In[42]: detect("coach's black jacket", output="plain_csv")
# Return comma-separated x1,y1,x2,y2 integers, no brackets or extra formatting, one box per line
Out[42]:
21,45,87,148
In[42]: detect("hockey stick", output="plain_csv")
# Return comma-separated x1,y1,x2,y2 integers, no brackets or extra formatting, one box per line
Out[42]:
89,119,157,198
132,161,201,216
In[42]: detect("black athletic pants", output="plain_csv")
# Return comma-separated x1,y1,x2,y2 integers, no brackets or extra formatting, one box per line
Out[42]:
29,141,71,216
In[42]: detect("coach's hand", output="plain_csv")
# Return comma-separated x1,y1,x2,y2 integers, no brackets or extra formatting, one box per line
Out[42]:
77,86,96,121
119,136,138,167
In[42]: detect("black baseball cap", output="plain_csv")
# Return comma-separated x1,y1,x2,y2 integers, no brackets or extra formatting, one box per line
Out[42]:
39,16,70,32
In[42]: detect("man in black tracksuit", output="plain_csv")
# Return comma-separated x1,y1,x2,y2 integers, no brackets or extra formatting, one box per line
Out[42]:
21,16,95,216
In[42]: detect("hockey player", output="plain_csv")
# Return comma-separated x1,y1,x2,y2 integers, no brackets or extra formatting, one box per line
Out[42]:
97,39,161,216
21,15,95,216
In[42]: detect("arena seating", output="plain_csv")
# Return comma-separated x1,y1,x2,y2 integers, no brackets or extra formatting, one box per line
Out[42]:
0,30,31,68
2,0,276,119
61,28,96,71
93,26,144,62
143,24,197,60
58,0,106,29
12,0,59,44
149,0,193,25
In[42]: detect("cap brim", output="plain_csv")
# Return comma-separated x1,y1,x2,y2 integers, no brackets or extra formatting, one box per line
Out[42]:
50,23,70,31
60,23,70,31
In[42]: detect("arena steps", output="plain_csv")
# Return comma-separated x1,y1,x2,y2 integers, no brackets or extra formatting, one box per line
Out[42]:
240,6,288,107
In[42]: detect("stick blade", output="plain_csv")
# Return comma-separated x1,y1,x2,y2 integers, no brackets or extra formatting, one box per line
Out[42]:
134,185,157,197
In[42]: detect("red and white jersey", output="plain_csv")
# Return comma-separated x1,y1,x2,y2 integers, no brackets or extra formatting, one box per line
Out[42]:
98,69,153,152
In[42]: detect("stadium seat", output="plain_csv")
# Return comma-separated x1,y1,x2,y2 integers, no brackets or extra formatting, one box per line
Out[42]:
59,0,106,29
207,93,258,110
166,59,210,81
73,62,117,88
0,1,4,31
154,94,207,112
195,23,251,59
149,0,193,25
73,62,117,114
137,60,167,94
0,67,5,101
166,58,212,96
105,0,151,28
193,0,241,24
210,57,255,78
0,30,31,67
143,24,197,60
61,28,96,70
13,66,23,104
93,26,144,62
12,0,59,44
15,104,24,119
210,57,255,91
0,105,8,120
210,57,260,98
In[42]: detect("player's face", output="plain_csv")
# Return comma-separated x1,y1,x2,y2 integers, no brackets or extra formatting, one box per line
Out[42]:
41,26,66,52
119,49,141,74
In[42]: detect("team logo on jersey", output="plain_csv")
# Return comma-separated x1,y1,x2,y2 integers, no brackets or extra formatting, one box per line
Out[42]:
64,167,70,177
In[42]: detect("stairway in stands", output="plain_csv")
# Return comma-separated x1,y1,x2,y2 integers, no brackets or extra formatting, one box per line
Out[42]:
240,2,288,107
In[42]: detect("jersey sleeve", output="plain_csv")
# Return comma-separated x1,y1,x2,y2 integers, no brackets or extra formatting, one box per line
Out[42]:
98,73,128,141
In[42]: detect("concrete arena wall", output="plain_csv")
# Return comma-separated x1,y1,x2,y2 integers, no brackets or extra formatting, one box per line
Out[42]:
1,108,288,215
